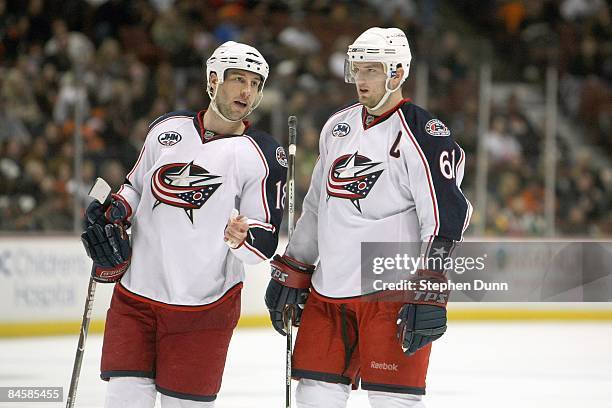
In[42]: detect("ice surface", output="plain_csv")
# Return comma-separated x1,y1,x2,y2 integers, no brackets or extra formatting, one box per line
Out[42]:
1,322,611,407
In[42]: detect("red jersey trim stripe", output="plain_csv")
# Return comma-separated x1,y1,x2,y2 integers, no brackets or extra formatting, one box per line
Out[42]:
459,195,471,240
194,109,250,143
126,145,146,183
149,115,192,133
455,147,471,240
461,200,473,238
244,241,267,261
456,147,465,172
243,136,270,224
327,103,361,123
116,184,139,215
425,235,435,258
249,222,276,233
397,110,440,236
112,192,133,219
361,98,411,130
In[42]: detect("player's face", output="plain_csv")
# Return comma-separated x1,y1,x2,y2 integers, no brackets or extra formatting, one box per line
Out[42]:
215,69,262,120
351,62,388,109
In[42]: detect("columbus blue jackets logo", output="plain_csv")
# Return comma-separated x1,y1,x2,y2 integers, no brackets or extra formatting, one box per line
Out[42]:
425,119,450,137
326,152,384,212
158,131,182,146
151,161,222,223
332,123,351,137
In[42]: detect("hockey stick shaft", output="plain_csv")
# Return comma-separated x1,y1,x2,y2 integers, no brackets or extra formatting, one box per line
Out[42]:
66,178,112,408
66,277,96,408
284,115,297,408
288,116,297,239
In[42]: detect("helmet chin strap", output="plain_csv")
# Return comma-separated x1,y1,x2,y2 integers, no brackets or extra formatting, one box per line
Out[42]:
369,77,402,112
207,83,263,123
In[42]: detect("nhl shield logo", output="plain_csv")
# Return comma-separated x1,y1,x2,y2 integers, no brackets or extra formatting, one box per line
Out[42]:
158,131,182,146
332,123,351,138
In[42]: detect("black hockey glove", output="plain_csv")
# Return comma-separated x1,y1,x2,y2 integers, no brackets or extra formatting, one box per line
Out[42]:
265,254,315,336
85,193,131,227
396,269,449,355
81,223,131,283
397,303,447,356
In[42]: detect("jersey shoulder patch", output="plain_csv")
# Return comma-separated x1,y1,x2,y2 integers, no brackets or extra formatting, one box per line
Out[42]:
399,102,458,166
323,100,361,137
424,118,450,137
400,103,451,139
148,110,195,130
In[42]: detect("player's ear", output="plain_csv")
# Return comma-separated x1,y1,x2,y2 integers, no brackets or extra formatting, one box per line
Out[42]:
209,72,219,93
391,66,405,88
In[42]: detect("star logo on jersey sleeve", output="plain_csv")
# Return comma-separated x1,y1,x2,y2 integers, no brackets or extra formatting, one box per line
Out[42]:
326,151,384,212
151,161,222,223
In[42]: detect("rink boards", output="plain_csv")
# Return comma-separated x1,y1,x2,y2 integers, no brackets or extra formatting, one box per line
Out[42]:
0,236,611,337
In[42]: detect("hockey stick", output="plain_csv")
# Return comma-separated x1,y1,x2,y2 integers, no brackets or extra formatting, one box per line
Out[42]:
283,116,297,408
66,178,112,408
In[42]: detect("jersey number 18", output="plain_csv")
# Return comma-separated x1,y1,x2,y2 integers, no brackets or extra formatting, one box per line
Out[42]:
275,181,286,209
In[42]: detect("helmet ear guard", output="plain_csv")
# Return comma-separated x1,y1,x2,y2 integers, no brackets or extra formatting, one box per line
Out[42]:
388,62,401,78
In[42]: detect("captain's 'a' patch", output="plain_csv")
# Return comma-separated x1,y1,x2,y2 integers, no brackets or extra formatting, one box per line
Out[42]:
425,119,450,137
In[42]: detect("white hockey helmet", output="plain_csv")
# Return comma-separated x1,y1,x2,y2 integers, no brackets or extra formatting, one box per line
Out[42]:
345,27,412,111
205,41,269,122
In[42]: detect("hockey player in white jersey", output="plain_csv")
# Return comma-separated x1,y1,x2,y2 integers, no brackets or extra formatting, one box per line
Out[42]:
265,28,472,407
81,41,286,407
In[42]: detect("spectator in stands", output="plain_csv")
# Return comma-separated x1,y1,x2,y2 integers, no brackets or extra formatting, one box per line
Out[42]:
485,115,523,164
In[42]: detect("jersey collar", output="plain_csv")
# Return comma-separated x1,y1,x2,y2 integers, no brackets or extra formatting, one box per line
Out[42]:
193,109,250,144
361,98,411,130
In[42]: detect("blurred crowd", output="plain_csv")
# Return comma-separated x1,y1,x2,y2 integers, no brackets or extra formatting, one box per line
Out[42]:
457,0,611,235
0,0,609,235
464,0,611,152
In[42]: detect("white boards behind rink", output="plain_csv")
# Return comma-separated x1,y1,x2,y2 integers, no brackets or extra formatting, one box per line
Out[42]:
0,236,610,337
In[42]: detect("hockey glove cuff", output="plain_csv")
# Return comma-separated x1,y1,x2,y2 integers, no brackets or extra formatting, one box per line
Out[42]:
81,223,131,283
104,193,132,224
265,255,315,335
269,254,315,289
85,193,132,227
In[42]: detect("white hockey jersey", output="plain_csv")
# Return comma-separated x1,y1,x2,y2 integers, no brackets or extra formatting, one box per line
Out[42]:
286,99,472,299
115,110,286,307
